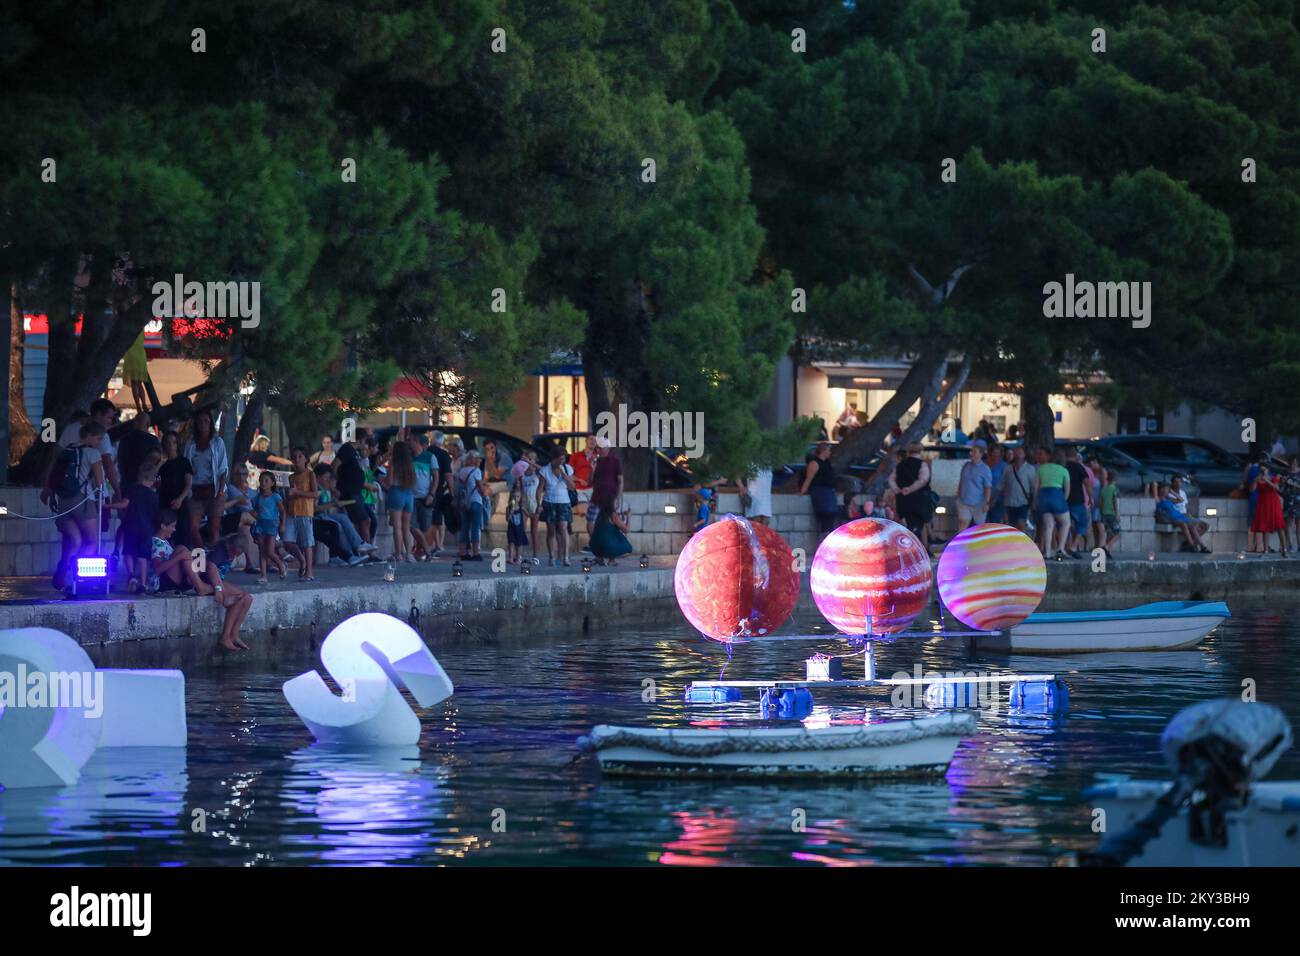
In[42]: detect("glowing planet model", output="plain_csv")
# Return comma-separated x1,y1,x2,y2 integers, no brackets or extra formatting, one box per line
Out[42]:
674,516,801,642
810,518,932,637
936,523,1046,630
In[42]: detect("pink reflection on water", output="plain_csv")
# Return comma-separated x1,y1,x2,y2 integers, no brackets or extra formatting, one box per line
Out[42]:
658,810,742,866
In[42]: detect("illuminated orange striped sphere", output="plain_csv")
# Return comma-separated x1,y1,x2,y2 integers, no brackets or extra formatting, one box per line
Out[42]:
936,523,1046,630
810,518,932,636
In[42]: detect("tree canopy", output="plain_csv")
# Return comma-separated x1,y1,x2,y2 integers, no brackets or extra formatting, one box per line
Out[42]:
3,0,1296,484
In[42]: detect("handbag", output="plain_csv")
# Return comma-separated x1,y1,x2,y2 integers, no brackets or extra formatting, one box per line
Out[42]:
1011,463,1032,506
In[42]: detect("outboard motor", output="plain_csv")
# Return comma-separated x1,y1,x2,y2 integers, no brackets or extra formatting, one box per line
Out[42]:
1080,699,1293,866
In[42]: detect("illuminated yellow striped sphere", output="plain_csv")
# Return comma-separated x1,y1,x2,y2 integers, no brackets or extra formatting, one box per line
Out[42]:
936,523,1046,630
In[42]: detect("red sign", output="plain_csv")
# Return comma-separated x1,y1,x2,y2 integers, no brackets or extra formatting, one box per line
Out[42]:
23,313,230,353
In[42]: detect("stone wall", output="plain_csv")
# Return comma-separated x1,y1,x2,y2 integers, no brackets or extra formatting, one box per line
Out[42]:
0,486,72,576
920,494,1251,554
479,488,820,557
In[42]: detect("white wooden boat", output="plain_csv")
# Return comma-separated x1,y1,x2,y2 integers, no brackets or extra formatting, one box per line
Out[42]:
578,712,977,778
979,600,1229,653
1084,779,1300,866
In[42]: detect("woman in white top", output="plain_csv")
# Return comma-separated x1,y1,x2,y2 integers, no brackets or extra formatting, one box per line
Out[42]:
538,451,576,566
183,409,229,546
454,449,491,560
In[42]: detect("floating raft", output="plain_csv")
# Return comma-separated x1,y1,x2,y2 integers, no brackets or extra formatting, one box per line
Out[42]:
579,712,978,778
979,600,1230,654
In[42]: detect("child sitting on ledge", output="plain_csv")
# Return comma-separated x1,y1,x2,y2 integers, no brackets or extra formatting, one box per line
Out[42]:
150,508,254,651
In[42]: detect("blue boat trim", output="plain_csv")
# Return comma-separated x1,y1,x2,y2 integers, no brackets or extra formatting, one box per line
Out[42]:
1022,600,1230,626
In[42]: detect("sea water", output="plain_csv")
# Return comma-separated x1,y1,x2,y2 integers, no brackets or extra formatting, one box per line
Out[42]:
2,602,1297,866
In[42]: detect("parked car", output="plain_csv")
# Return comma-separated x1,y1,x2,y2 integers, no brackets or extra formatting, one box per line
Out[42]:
1048,439,1190,496
1095,434,1243,495
533,431,696,489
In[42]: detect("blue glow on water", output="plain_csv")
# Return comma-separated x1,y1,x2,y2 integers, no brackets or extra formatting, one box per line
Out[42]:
1,603,1297,866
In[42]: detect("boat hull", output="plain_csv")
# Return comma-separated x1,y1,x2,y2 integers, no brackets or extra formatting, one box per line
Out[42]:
586,714,974,779
987,601,1229,653
1086,781,1300,866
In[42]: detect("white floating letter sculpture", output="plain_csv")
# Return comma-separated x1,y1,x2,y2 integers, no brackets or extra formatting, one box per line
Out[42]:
0,628,187,790
97,670,189,747
282,613,454,746
0,628,103,789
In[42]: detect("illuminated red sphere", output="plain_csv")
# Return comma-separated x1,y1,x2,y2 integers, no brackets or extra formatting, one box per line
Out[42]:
810,518,932,636
674,516,800,642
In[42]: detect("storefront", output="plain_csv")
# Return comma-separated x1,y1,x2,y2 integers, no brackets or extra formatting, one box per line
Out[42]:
792,359,1117,441
534,361,587,437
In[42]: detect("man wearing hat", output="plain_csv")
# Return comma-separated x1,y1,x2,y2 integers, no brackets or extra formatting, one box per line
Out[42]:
956,443,993,530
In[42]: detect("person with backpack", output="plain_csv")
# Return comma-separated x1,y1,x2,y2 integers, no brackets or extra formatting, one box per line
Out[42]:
43,420,108,591
55,399,121,502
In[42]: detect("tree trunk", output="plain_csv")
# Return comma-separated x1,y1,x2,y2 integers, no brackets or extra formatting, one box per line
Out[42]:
8,282,37,466
831,348,948,467
865,355,971,497
231,385,265,471
581,342,654,490
12,281,153,484
581,344,612,432
1022,380,1056,452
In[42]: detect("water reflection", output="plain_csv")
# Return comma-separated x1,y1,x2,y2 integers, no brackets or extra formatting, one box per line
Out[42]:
0,603,1296,866
0,748,188,865
275,746,456,865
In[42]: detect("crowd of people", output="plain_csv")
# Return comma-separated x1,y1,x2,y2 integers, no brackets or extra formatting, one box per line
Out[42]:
1240,451,1300,555
37,411,648,646
42,400,255,650
39,396,1299,654
783,430,1297,563
227,425,636,570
